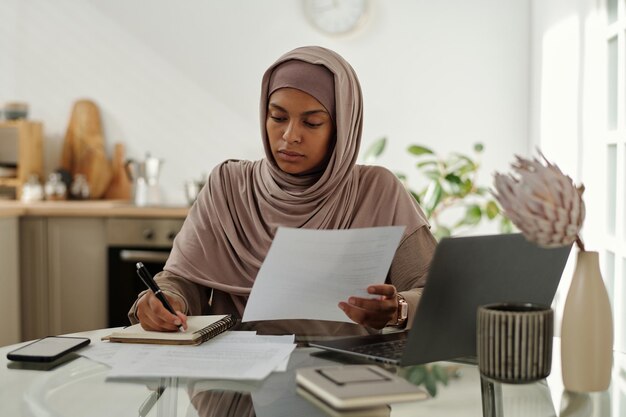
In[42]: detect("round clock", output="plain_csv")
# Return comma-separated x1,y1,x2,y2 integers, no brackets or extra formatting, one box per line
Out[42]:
303,0,369,36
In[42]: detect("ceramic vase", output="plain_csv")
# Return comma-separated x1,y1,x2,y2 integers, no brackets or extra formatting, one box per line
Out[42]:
561,251,613,392
477,303,553,383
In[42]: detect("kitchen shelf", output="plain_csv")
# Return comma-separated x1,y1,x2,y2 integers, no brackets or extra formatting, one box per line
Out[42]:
0,120,43,199
0,178,20,186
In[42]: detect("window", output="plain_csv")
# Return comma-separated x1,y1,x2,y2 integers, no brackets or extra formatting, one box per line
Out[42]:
605,0,625,354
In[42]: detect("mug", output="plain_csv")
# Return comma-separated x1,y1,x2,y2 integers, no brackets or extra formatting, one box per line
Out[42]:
477,303,553,383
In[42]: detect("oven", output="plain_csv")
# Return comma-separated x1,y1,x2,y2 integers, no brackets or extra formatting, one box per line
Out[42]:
106,218,185,327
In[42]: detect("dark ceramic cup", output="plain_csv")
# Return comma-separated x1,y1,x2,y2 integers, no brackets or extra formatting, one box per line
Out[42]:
477,303,553,383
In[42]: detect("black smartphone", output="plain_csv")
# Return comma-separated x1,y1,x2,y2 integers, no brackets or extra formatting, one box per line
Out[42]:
6,336,90,363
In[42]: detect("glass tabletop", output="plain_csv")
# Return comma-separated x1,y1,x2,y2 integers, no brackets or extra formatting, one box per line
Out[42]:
1,329,624,417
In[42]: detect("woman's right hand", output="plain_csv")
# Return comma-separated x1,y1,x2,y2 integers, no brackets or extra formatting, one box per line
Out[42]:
136,291,188,331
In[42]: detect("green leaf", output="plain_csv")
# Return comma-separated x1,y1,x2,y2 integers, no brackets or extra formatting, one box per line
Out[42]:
405,365,427,386
474,142,484,152
423,181,443,213
432,364,449,385
416,159,438,168
442,173,463,196
451,153,475,164
457,204,482,227
457,163,478,176
444,173,462,184
446,160,469,173
459,179,474,196
395,172,407,181
407,145,434,156
424,369,438,397
485,201,499,219
423,169,442,181
475,186,490,196
444,183,462,197
500,217,514,233
363,137,387,161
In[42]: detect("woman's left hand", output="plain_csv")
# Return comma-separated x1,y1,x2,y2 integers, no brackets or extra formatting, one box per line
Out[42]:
339,284,398,329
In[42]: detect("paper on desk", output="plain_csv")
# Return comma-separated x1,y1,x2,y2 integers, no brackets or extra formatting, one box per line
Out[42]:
80,332,259,367
106,334,296,380
207,332,295,371
80,340,136,367
242,226,405,323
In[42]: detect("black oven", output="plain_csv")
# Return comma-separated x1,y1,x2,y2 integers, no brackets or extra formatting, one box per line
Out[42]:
106,218,185,327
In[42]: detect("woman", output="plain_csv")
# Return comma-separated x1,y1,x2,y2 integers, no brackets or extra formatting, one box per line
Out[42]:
130,46,436,336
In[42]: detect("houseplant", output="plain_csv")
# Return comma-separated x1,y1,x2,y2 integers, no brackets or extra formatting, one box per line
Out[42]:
363,137,512,239
493,152,613,392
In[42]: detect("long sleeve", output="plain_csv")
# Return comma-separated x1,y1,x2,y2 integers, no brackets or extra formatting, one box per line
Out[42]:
388,225,437,329
127,270,212,324
128,226,437,334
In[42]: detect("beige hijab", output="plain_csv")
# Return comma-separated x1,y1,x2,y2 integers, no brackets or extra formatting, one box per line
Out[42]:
165,46,427,309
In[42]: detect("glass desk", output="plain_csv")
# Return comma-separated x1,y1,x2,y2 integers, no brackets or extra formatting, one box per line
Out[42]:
1,329,624,417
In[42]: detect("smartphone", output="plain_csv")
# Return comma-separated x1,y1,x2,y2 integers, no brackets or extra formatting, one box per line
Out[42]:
6,336,90,363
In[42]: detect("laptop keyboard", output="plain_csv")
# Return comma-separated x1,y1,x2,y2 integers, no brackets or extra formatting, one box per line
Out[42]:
349,338,407,360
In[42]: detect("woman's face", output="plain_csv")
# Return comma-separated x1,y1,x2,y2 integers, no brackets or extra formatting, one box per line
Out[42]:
266,88,335,175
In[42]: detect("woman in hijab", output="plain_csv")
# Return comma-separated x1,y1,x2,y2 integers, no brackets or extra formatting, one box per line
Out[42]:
130,46,437,336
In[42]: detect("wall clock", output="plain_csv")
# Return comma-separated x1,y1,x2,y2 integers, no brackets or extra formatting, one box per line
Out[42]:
303,0,369,36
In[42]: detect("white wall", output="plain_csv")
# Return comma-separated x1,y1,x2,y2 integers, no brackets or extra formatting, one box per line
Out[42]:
0,0,530,205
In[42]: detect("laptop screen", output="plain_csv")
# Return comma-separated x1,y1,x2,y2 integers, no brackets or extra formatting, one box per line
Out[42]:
400,233,571,365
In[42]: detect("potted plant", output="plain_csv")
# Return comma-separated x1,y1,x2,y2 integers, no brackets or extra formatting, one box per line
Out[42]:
363,137,512,239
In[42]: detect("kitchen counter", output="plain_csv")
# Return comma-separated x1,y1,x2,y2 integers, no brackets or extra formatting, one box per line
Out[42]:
0,200,189,218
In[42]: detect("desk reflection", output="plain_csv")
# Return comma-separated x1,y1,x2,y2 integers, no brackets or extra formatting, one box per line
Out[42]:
189,390,255,417
559,390,611,417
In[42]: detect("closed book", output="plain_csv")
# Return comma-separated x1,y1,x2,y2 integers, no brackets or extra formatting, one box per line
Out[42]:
104,315,235,345
296,365,428,410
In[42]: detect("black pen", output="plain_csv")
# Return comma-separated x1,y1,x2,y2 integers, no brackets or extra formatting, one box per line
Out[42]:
136,262,183,331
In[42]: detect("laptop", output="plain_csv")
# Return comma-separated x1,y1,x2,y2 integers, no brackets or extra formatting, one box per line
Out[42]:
309,233,571,366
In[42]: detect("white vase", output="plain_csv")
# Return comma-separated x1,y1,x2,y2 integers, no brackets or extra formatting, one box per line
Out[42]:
561,251,613,392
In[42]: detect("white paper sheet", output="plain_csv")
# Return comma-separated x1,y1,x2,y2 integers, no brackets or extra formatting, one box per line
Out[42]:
203,332,294,372
81,332,296,375
106,340,296,380
82,339,183,368
242,226,405,323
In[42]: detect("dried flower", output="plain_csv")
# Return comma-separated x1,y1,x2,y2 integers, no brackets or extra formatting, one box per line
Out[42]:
493,152,585,250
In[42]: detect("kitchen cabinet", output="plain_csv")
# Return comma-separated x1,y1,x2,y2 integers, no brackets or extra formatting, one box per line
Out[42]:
0,217,20,346
20,217,107,340
8,202,187,342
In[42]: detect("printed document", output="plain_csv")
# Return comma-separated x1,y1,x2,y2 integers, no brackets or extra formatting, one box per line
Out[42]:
104,332,296,380
242,226,405,323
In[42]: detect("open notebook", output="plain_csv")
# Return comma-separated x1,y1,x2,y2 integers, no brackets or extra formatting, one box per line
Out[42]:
104,315,235,345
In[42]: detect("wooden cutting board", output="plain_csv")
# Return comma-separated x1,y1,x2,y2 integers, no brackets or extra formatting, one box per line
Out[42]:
104,143,131,200
61,99,115,199
61,100,106,174
79,146,112,199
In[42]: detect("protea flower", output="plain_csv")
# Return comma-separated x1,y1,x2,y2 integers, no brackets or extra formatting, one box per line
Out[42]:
493,153,585,250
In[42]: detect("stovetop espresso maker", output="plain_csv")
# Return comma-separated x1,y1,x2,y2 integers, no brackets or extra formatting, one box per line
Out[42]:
126,153,163,206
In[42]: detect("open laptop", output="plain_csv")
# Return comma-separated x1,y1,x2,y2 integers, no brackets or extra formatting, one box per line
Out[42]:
309,233,571,366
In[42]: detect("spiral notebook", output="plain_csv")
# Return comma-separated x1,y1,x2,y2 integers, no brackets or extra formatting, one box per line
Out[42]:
104,315,235,345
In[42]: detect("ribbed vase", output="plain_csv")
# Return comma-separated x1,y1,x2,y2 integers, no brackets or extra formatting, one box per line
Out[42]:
477,303,553,383
561,251,613,392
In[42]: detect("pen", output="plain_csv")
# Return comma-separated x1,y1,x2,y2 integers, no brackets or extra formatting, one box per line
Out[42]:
136,262,183,331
